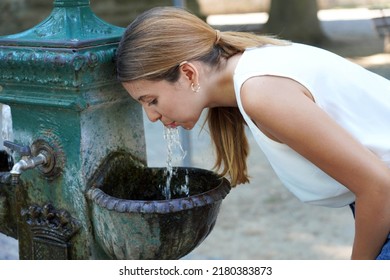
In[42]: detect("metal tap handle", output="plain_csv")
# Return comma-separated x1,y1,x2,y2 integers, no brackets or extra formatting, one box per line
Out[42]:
3,141,31,157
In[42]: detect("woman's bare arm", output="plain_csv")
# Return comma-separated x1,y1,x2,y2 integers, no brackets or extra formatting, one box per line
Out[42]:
241,75,390,259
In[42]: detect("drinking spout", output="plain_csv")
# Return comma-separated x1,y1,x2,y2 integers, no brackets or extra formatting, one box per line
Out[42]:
10,153,47,185
3,141,51,186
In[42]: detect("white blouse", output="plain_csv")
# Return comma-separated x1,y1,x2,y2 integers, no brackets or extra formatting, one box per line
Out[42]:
234,43,390,207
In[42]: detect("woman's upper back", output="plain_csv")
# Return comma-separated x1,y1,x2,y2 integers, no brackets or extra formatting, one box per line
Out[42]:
233,43,390,207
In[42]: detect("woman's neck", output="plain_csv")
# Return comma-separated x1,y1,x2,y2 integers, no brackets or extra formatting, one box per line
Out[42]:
203,53,242,108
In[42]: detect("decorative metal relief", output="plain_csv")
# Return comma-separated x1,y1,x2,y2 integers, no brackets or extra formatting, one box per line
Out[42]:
0,47,117,88
21,203,79,260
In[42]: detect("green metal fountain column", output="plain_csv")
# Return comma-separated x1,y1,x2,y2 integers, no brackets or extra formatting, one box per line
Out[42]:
0,0,146,259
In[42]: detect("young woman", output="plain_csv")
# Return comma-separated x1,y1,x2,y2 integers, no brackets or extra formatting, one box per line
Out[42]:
116,7,390,259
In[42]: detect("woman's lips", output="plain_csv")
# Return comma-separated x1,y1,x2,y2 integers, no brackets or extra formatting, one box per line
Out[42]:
165,122,178,129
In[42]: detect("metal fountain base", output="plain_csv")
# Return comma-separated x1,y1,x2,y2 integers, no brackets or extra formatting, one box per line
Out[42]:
87,152,231,260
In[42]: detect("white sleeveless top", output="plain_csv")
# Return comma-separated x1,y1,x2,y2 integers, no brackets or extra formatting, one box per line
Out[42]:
233,43,390,207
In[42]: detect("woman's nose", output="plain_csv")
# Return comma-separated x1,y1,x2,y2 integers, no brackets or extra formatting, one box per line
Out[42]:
144,107,161,122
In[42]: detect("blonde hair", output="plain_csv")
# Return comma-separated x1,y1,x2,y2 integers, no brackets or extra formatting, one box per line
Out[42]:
116,6,286,186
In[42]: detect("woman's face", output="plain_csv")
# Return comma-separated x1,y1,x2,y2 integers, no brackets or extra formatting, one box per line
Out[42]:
122,78,204,130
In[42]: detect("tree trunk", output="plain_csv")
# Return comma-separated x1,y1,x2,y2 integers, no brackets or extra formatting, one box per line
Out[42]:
265,0,326,44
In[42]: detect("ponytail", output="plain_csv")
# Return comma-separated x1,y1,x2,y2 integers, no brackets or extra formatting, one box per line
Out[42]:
206,107,249,186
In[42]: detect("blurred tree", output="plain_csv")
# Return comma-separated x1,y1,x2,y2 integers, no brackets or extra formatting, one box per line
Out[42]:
265,0,326,44
0,0,49,36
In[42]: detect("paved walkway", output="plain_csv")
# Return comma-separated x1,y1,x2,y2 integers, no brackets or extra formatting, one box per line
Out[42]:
0,8,387,260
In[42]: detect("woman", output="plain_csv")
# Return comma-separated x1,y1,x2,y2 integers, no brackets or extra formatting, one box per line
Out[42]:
116,7,390,259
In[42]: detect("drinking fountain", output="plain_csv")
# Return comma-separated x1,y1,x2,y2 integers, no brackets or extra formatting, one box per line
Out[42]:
0,0,230,259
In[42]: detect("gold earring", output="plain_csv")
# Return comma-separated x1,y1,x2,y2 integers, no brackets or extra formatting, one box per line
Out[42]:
191,83,201,93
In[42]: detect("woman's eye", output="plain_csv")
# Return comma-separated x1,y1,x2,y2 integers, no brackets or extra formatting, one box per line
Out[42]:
148,99,157,106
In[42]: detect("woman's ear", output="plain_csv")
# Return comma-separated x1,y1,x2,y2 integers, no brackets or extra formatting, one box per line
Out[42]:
179,61,199,84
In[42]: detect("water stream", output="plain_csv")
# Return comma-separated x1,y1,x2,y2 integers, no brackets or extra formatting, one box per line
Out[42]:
160,127,189,199
1,105,13,150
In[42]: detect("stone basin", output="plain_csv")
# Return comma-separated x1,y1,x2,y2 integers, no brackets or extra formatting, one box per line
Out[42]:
86,152,231,259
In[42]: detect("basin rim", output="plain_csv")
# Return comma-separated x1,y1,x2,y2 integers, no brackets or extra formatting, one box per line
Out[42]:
86,170,231,214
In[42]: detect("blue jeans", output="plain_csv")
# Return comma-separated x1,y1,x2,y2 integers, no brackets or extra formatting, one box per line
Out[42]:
349,202,390,260
376,235,390,260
